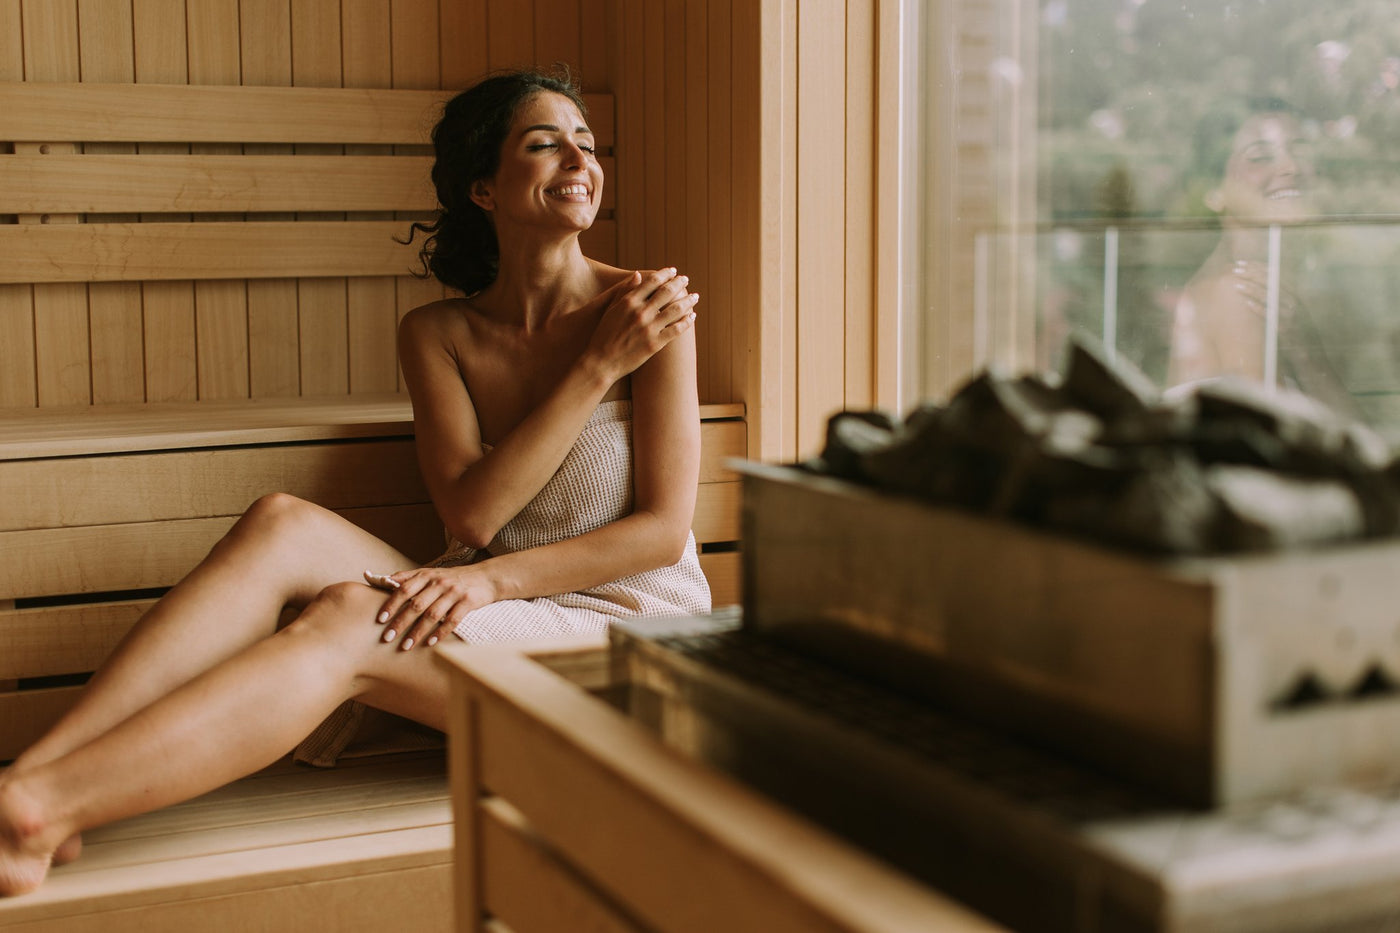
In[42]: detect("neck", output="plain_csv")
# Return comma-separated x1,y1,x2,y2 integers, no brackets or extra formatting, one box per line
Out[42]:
1218,223,1272,262
481,229,596,330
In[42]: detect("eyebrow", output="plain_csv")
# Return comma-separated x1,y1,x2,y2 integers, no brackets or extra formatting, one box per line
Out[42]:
522,123,593,135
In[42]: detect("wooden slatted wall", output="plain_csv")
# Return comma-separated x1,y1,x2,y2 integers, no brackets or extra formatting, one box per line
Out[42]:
0,0,622,412
610,0,887,461
611,0,758,420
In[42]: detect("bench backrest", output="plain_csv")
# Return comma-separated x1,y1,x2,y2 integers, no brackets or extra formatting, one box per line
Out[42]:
0,82,617,408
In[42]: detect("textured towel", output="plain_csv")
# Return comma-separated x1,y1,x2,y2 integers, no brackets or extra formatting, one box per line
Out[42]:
295,399,711,765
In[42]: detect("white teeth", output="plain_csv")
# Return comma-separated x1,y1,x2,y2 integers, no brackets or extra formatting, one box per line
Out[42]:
1268,189,1301,200
548,184,588,197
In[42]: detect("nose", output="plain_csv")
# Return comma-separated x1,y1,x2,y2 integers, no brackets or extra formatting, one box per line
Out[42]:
560,139,586,170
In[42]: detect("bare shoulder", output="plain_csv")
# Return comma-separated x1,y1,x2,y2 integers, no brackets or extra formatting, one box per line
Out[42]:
398,297,481,358
587,258,648,293
400,297,469,337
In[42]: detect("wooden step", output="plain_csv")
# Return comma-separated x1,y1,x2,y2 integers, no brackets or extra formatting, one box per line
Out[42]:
0,752,452,933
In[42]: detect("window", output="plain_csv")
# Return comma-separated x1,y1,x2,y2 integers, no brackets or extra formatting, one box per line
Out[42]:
915,0,1400,436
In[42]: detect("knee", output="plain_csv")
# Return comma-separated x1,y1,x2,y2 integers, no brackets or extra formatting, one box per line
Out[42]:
286,582,382,640
220,493,318,549
238,492,317,532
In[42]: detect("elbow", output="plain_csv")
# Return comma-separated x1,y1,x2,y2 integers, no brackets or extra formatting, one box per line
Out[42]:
646,514,693,568
445,518,498,552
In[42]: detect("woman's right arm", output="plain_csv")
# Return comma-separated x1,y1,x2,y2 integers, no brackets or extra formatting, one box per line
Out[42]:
399,269,697,550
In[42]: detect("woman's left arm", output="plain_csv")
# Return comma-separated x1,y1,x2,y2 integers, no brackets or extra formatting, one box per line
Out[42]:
376,327,701,649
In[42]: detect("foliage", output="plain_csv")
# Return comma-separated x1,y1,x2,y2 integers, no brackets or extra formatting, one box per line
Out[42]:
1041,0,1400,222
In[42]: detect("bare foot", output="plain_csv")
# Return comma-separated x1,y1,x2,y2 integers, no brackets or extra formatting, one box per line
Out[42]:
0,780,55,897
2,764,79,869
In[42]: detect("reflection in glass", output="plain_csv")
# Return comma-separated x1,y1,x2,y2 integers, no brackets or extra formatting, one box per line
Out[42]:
965,0,1400,437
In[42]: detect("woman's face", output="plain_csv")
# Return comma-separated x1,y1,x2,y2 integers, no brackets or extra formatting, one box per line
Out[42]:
472,91,603,235
1210,112,1315,224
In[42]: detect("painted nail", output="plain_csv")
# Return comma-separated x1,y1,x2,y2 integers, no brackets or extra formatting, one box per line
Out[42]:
427,635,439,647
383,629,396,642
401,638,414,651
377,611,389,624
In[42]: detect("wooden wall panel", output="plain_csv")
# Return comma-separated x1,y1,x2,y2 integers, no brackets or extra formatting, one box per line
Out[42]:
2,0,631,412
613,0,750,416
440,1,488,89
608,0,888,458
23,0,90,408
133,0,196,403
0,3,34,409
795,2,847,452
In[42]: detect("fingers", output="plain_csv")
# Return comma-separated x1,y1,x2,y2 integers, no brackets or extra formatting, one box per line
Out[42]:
373,569,474,651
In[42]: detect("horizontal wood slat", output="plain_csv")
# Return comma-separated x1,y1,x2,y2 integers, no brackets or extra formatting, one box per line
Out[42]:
0,685,80,762
0,395,418,460
693,481,740,546
0,755,452,929
0,440,430,531
481,795,647,933
0,504,443,599
0,399,743,461
0,154,618,215
699,420,746,484
0,82,614,148
0,599,152,680
0,221,420,284
699,551,741,609
0,154,436,214
0,862,452,933
0,219,621,284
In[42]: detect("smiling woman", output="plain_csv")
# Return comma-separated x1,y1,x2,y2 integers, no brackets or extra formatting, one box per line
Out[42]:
0,69,708,897
1167,99,1355,412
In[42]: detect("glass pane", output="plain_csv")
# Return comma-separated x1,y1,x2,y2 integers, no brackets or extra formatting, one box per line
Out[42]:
936,0,1400,436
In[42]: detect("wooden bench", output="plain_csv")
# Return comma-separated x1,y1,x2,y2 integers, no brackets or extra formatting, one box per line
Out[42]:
0,81,745,931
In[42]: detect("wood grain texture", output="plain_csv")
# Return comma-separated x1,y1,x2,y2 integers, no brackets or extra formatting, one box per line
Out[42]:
439,0,487,90
0,221,422,284
0,439,428,531
0,755,452,931
447,643,1002,933
0,154,436,214
0,599,151,679
699,549,740,608
0,504,442,599
0,285,38,407
480,795,647,933
0,81,454,144
794,3,847,455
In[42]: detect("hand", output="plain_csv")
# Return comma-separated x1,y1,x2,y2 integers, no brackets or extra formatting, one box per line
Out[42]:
583,267,699,382
1230,260,1300,319
365,566,496,651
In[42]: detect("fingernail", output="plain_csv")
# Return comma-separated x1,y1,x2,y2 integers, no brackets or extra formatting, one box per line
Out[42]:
678,275,689,285
377,611,389,624
427,635,439,647
383,629,396,642
688,311,697,322
401,638,414,651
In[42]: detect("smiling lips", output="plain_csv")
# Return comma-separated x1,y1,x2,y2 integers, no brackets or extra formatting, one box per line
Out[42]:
546,183,591,201
1267,187,1303,201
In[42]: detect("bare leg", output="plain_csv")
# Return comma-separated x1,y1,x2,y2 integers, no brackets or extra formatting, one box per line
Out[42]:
0,582,450,896
8,496,415,866
12,494,414,772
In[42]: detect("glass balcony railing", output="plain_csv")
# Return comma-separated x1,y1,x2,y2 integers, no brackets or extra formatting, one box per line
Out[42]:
973,218,1400,438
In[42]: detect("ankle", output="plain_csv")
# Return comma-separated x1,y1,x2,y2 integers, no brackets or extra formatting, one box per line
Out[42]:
0,775,62,856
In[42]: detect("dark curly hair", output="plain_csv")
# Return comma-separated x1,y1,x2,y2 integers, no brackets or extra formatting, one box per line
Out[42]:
405,69,588,295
